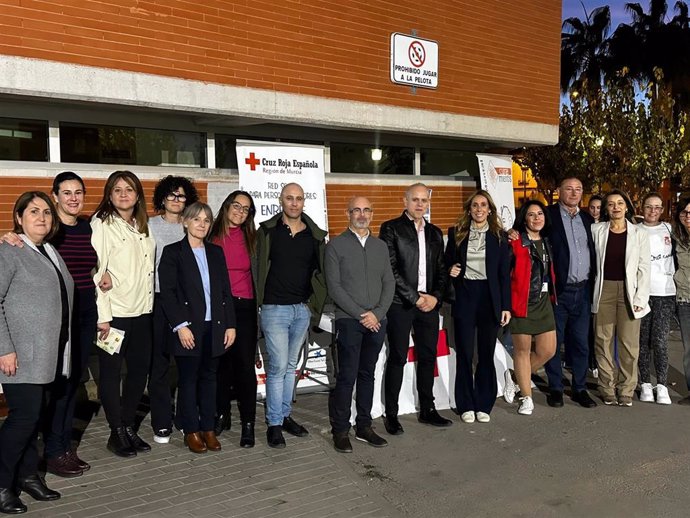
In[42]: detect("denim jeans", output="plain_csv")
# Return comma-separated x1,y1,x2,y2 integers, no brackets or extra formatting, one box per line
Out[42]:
676,302,690,390
260,303,311,426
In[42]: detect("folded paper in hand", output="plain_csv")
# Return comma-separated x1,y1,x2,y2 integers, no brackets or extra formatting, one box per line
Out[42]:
96,327,125,355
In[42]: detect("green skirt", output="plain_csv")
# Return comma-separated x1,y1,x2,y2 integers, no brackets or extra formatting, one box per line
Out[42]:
510,292,556,335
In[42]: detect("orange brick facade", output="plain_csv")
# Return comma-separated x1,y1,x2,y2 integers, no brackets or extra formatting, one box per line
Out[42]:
0,0,561,126
0,177,471,237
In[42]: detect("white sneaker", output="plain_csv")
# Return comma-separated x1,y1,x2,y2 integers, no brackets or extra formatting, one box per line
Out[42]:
639,383,654,403
460,411,475,423
655,384,672,405
475,412,491,423
517,396,534,415
503,370,517,404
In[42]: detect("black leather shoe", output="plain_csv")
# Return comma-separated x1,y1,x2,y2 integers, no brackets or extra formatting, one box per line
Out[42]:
46,453,83,478
419,408,453,427
240,422,255,448
107,426,137,458
383,415,404,435
333,431,353,453
266,426,286,449
355,427,388,448
572,390,598,408
0,488,26,514
214,413,231,436
547,390,564,408
282,416,308,437
16,475,60,501
124,426,151,452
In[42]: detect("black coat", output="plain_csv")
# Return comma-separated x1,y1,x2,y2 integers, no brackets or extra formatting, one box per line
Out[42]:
379,212,448,309
158,238,236,357
545,204,596,297
444,226,511,322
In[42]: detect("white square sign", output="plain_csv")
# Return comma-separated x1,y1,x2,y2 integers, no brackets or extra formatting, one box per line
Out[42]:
390,33,439,89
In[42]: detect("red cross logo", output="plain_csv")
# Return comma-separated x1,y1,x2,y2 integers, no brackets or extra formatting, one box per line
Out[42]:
245,152,260,171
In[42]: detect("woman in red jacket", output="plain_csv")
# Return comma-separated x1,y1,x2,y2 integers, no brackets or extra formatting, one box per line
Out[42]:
507,200,557,415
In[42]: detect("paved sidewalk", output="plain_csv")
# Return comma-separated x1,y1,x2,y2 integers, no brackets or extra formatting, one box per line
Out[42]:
21,392,394,518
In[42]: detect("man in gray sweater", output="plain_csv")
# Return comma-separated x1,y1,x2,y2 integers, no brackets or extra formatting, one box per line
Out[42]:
325,196,395,453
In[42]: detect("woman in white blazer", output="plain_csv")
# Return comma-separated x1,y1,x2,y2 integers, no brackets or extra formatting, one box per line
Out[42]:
591,189,650,407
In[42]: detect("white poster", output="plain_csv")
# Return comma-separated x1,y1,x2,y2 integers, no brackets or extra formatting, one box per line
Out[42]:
237,140,328,231
476,153,516,230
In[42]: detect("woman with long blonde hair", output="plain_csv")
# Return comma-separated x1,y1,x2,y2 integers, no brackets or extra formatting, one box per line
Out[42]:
445,190,511,424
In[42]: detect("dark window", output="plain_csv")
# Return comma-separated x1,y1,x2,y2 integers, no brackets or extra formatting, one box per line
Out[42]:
420,148,479,177
215,134,238,169
60,123,206,167
330,143,414,174
0,118,48,161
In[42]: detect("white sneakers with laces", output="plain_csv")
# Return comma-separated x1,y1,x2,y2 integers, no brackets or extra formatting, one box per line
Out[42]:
655,384,672,405
460,411,475,423
639,383,654,403
517,396,534,416
503,369,517,404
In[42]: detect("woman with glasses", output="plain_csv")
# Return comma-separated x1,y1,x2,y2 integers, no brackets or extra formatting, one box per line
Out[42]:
147,176,199,445
673,197,690,405
637,193,675,405
209,191,260,448
591,189,650,407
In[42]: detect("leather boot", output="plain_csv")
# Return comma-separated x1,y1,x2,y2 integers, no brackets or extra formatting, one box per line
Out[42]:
184,432,207,454
16,475,60,501
124,426,151,452
201,431,221,451
107,426,136,458
45,453,83,478
0,488,26,514
240,422,255,448
66,450,91,472
214,413,231,436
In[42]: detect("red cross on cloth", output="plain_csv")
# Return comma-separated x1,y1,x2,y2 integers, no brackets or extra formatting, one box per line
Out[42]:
245,152,260,171
407,329,450,377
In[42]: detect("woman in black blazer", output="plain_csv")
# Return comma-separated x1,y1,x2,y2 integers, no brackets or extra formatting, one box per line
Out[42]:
159,202,236,454
445,190,511,424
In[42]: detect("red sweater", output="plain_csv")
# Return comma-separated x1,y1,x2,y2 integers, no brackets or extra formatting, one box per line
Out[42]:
510,236,557,318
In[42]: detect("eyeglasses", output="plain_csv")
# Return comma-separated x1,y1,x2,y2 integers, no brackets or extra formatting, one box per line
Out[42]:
644,205,663,211
681,210,690,218
349,208,372,215
230,201,251,214
166,193,187,202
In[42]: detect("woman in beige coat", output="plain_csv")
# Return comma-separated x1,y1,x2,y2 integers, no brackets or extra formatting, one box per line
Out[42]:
591,189,650,407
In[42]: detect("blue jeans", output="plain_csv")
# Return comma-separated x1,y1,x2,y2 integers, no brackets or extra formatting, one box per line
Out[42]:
261,303,311,426
545,283,591,392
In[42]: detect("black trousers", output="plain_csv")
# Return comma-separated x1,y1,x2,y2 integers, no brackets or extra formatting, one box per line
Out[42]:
216,298,258,424
147,295,174,432
384,303,439,416
453,280,499,414
175,322,218,433
0,384,44,488
44,298,97,459
329,318,386,433
97,313,152,429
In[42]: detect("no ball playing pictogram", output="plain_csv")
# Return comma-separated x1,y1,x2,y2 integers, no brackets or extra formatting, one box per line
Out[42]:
408,41,426,67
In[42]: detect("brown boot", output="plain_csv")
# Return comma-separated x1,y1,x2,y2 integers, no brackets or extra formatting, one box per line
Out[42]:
201,431,221,451
184,432,207,454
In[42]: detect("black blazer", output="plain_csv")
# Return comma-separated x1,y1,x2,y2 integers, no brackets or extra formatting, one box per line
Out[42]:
444,226,511,322
545,204,596,297
159,238,236,357
379,212,448,309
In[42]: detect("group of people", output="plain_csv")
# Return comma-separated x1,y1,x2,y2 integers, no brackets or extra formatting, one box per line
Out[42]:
0,172,689,514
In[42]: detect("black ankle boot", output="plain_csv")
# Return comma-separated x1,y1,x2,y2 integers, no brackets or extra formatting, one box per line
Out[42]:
107,426,136,458
214,413,231,436
124,426,151,452
16,474,60,501
240,422,255,448
0,487,26,514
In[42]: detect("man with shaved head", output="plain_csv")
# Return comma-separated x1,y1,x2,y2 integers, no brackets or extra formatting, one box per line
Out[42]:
379,183,452,434
256,182,328,448
325,196,395,453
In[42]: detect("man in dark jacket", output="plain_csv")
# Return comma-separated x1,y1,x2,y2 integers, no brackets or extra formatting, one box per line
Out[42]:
379,183,452,434
325,196,395,453
255,183,327,449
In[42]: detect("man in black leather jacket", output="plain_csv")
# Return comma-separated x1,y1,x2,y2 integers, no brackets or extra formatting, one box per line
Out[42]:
379,183,452,434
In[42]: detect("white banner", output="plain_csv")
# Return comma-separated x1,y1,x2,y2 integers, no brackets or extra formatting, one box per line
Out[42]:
476,153,516,230
236,140,328,231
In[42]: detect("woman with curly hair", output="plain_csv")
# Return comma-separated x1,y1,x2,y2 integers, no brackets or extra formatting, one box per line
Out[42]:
209,190,259,448
445,189,511,424
147,176,199,445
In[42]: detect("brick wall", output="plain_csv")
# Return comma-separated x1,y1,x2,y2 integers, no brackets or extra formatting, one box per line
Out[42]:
0,0,561,126
0,177,472,236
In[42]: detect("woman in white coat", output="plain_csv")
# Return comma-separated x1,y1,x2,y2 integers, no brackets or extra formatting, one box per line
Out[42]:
591,189,650,407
